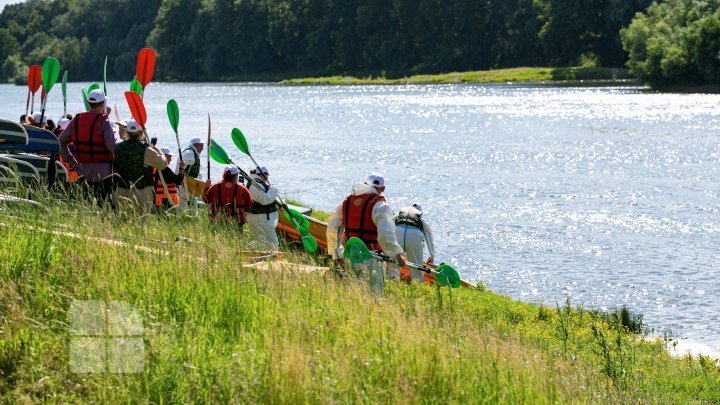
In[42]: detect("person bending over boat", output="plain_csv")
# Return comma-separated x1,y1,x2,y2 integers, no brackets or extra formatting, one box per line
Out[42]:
58,89,116,208
393,204,436,283
178,137,205,216
154,147,184,211
244,166,280,250
112,119,168,215
327,173,406,294
203,166,253,231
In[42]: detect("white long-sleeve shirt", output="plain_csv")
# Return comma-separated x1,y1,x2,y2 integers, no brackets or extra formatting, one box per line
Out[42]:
327,182,404,260
180,146,201,179
247,175,279,206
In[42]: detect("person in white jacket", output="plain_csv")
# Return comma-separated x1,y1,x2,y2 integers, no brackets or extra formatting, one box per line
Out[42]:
393,203,436,283
245,166,280,249
327,173,405,294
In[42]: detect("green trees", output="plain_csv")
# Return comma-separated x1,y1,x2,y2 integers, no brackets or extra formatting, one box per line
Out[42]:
621,0,720,86
0,0,661,83
533,0,653,67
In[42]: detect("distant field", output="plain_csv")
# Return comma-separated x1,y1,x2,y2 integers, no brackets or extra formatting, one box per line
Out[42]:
280,67,634,85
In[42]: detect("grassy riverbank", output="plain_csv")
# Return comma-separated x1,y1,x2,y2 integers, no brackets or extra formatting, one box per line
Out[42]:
279,67,633,85
1,194,719,403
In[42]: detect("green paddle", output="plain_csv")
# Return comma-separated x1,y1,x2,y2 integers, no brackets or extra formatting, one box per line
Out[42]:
81,88,90,112
345,237,461,288
209,140,318,252
38,57,61,127
230,127,313,233
39,56,61,187
87,83,100,93
103,56,107,95
166,99,190,204
61,70,67,116
130,79,142,96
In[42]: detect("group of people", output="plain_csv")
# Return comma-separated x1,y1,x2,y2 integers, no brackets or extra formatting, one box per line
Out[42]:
327,173,436,293
24,88,283,249
20,88,438,291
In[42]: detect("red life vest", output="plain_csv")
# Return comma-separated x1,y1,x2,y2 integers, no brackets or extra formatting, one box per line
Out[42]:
72,112,114,163
206,180,249,223
154,169,179,207
342,193,385,250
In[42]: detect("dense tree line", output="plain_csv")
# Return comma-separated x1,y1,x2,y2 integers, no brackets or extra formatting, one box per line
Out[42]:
0,0,653,83
621,0,720,87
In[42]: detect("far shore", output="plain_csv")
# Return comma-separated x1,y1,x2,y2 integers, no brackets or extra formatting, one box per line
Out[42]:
278,66,635,85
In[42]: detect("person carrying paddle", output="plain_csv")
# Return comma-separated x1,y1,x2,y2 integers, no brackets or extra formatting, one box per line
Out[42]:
244,166,280,249
154,147,184,210
393,204,436,283
203,166,253,230
327,173,406,294
112,119,168,214
58,89,116,207
179,137,205,215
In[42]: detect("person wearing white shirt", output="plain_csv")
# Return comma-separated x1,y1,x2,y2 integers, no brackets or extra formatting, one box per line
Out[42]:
393,203,436,283
178,137,204,215
327,173,405,294
245,166,280,249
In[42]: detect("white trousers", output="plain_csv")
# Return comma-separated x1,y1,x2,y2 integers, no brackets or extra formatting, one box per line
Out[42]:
352,258,386,295
246,211,279,249
395,225,425,283
177,186,198,216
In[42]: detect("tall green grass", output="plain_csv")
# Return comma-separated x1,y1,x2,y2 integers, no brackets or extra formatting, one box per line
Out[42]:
1,191,719,403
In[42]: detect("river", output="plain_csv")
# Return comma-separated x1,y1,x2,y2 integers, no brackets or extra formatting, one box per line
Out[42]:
2,81,719,357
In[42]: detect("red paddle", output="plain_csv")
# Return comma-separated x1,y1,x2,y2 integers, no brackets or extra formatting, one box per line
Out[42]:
124,91,176,207
27,65,42,115
125,91,147,128
135,48,156,91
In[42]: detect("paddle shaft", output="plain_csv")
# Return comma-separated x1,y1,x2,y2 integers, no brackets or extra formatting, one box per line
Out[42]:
140,128,175,207
25,91,30,117
172,129,190,204
365,250,448,282
206,114,211,180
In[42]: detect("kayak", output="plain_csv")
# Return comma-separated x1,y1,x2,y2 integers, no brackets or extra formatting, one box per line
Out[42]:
0,155,41,183
277,208,475,288
0,119,29,145
184,175,207,198
7,153,68,183
0,125,59,154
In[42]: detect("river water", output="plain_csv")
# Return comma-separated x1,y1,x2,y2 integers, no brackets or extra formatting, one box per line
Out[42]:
2,81,719,357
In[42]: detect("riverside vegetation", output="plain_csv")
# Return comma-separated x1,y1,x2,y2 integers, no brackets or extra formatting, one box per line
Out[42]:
1,187,720,403
280,67,633,85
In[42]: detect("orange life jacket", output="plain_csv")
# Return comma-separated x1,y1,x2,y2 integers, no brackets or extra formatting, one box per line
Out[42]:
71,112,114,163
59,155,78,182
154,168,179,207
342,193,385,250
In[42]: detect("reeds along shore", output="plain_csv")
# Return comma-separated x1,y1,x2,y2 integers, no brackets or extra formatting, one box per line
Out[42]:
1,189,720,403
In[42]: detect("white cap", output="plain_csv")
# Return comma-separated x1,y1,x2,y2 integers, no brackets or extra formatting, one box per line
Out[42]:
365,172,385,188
190,137,203,145
161,147,173,155
57,118,71,130
224,165,239,175
255,166,269,174
87,89,106,103
33,113,48,124
412,203,423,212
125,119,142,133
